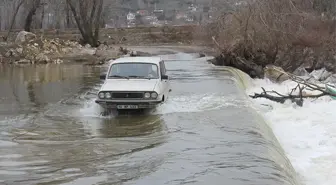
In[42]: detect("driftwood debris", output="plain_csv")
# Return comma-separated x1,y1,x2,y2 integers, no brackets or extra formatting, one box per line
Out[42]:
249,69,336,106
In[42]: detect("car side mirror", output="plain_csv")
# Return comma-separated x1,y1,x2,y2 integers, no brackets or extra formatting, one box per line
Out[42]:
161,75,168,80
100,74,106,80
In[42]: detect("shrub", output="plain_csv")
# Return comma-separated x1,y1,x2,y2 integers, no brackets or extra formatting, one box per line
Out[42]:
198,0,336,73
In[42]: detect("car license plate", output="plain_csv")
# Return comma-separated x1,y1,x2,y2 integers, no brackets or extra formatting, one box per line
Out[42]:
117,105,139,109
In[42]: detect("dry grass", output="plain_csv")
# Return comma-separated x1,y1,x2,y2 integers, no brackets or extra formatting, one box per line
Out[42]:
197,0,336,73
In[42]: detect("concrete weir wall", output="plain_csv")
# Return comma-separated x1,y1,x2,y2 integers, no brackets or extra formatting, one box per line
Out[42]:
223,66,302,185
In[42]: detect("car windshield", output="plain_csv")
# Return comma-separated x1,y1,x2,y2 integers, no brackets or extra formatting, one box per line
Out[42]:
108,62,159,79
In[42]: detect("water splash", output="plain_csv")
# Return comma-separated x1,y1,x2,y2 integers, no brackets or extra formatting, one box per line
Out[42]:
76,92,247,118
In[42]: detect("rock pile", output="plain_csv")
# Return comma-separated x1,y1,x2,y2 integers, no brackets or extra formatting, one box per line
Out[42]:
1,31,83,64
14,31,37,44
263,65,336,85
0,31,122,65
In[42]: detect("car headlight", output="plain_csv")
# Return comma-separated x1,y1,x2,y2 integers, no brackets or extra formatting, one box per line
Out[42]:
144,92,151,98
105,92,111,99
151,92,158,98
98,92,105,99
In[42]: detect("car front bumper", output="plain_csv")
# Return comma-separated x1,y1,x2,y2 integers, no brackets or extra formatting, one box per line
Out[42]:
95,99,162,109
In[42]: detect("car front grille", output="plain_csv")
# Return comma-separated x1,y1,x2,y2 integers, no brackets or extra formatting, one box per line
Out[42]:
111,92,144,99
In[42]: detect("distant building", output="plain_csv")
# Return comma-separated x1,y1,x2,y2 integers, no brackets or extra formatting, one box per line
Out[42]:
127,12,136,21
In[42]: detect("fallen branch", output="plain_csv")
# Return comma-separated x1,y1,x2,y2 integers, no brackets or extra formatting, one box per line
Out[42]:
249,70,336,106
250,87,326,106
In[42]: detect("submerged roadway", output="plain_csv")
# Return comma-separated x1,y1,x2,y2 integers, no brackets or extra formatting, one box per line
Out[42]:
0,48,300,185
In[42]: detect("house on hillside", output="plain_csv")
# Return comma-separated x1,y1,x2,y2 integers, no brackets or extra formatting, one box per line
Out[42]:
127,12,136,21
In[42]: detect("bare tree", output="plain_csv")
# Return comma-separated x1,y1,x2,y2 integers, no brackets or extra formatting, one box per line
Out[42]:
3,0,24,41
66,0,104,47
24,0,42,32
0,0,119,31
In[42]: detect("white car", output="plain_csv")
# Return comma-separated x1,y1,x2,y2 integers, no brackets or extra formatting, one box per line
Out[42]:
95,56,171,111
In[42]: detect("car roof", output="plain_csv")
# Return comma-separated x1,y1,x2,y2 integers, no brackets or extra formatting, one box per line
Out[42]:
112,56,162,65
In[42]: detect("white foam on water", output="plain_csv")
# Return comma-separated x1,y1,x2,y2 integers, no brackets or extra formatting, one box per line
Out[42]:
76,92,246,118
154,93,245,115
246,78,336,185
76,99,114,119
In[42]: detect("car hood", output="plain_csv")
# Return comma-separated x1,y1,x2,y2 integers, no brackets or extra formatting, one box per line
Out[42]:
101,79,159,91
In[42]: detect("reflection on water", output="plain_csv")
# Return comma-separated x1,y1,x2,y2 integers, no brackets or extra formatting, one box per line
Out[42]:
0,63,93,83
92,114,165,138
0,64,101,114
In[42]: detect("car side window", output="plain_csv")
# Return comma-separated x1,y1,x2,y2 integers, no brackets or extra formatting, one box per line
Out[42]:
162,61,167,74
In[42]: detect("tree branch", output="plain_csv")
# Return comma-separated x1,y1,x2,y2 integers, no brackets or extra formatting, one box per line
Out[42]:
249,69,336,106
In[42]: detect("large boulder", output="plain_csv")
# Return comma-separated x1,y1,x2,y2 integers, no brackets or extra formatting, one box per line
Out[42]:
325,74,336,84
293,67,309,77
15,31,36,44
264,65,290,83
309,68,332,81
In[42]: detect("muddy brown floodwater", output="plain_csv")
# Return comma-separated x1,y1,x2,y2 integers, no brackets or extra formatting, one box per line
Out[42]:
0,52,300,185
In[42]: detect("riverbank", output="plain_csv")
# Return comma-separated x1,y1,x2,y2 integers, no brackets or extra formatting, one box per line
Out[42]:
0,30,208,66
0,36,130,66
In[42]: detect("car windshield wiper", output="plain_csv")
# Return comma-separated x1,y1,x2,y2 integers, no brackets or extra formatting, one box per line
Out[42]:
108,75,129,79
128,75,147,78
128,75,154,80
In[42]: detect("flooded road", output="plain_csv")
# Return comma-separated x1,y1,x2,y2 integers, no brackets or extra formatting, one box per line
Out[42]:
0,52,299,185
